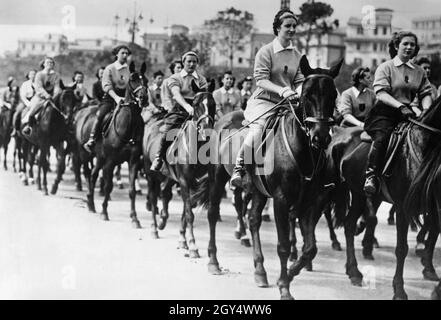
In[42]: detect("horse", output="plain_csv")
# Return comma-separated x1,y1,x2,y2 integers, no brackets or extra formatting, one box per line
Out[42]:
73,61,148,227
0,86,19,170
192,55,343,299
143,79,216,257
19,82,77,195
327,95,441,299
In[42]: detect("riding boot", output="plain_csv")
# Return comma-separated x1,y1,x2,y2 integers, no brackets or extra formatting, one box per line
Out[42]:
22,115,35,136
363,140,386,195
84,117,101,153
150,134,169,172
230,145,246,189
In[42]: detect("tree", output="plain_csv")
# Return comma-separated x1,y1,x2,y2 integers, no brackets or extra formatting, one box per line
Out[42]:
204,7,254,69
164,33,197,64
297,1,338,55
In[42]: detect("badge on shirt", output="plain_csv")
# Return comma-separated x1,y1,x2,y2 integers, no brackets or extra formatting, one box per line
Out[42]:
359,103,366,112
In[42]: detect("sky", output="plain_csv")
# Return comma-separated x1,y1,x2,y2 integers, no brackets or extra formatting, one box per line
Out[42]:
0,0,440,55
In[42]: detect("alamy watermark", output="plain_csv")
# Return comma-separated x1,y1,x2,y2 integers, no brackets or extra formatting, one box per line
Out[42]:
361,5,376,30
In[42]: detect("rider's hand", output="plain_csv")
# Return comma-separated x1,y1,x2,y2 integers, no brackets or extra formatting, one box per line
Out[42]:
115,96,124,105
399,104,416,119
184,103,194,116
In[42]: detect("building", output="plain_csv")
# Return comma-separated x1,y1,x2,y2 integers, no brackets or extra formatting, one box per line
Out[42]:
345,8,395,68
17,33,68,57
412,15,441,57
281,0,290,10
68,37,117,53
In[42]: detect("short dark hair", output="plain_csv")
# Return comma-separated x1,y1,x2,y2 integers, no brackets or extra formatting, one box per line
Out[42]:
168,60,183,74
415,56,431,66
153,70,164,78
351,67,370,87
112,44,131,56
95,67,105,79
72,70,84,81
388,31,420,59
273,9,298,36
25,70,37,80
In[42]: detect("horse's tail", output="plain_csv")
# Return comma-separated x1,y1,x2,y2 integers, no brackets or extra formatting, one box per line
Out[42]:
190,172,210,209
331,182,349,228
403,142,441,226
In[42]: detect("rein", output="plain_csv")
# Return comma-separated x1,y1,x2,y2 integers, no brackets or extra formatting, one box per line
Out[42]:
45,99,67,119
409,118,441,135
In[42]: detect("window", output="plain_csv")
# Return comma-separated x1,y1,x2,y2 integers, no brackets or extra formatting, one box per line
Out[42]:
383,27,388,35
374,28,378,35
382,59,387,63
354,58,362,65
238,57,243,64
22,43,26,49
254,47,259,55
96,39,101,46
154,57,158,64
42,44,45,51
356,43,361,50
373,43,377,51
317,59,321,67
32,44,35,50
372,58,377,66
357,27,364,35
149,43,152,49
52,45,55,51
155,42,158,50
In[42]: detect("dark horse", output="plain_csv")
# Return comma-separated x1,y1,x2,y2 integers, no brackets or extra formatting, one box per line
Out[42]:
192,55,343,299
143,79,216,256
19,83,77,195
74,62,148,226
0,86,19,170
327,95,441,299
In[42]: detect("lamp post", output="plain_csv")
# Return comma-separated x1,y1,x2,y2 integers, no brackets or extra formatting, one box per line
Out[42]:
126,2,143,44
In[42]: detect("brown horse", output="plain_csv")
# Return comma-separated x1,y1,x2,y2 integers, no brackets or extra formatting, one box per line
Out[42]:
143,79,215,256
73,62,148,227
192,55,343,299
328,95,441,299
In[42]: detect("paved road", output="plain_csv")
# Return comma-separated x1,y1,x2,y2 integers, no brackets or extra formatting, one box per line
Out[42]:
0,147,439,300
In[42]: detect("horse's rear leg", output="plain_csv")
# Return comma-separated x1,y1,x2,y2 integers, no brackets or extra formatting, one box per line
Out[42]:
288,214,298,262
181,185,199,258
388,204,396,225
146,174,161,239
324,203,342,251
249,192,269,288
51,143,66,195
100,160,115,221
362,199,380,260
421,216,439,281
40,148,49,196
3,143,8,170
128,158,141,228
415,216,429,256
87,157,103,213
393,207,409,300
115,164,123,189
72,152,82,191
234,189,251,247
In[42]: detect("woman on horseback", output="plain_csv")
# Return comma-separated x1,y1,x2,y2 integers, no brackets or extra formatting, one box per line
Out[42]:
22,57,61,136
230,8,304,187
92,67,105,103
213,71,241,118
161,60,183,112
338,67,376,128
363,31,433,195
84,45,131,152
150,51,208,171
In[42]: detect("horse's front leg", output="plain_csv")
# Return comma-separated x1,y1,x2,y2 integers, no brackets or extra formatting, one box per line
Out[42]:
234,189,251,247
288,213,298,262
146,173,160,239
128,156,141,228
421,217,439,281
181,184,199,258
3,142,8,170
100,160,115,221
87,156,103,213
324,203,342,251
158,179,173,230
393,207,409,300
50,142,66,195
41,147,49,195
248,191,269,288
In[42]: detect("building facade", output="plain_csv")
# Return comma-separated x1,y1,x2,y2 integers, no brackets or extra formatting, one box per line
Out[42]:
345,8,395,68
17,33,68,57
412,15,441,56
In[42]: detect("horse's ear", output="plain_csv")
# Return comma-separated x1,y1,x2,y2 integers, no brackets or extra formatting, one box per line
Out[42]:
140,62,147,75
191,79,201,93
329,59,344,79
300,55,313,77
59,79,65,90
71,82,77,91
129,61,136,73
208,79,216,93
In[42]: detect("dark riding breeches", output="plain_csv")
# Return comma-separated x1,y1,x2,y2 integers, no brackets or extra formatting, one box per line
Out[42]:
90,96,116,139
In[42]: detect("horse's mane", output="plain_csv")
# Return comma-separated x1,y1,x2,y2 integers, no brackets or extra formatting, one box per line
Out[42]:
403,96,441,224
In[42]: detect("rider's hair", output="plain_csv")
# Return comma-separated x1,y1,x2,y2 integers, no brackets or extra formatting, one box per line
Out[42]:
168,60,183,74
153,70,164,78
112,45,131,56
273,9,298,36
415,56,431,66
388,31,420,59
95,67,105,79
25,70,36,80
72,70,84,82
351,67,370,87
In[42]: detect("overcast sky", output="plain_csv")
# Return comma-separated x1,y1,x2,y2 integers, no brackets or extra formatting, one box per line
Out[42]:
0,0,439,31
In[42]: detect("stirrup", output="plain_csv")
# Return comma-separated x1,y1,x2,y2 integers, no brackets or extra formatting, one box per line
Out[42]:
22,125,32,136
363,176,379,195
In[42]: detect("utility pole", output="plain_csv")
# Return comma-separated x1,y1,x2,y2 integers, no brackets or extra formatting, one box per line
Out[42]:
126,1,143,44
113,14,120,43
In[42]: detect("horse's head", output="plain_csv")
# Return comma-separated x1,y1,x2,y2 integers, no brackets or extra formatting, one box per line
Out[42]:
126,61,149,108
10,85,20,109
299,55,343,149
191,79,216,140
58,80,80,120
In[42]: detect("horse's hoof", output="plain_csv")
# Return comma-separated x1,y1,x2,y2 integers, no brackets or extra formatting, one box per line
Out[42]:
415,243,425,257
431,286,441,300
37,185,42,191
305,261,313,272
76,185,83,192
118,183,124,190
23,180,29,186
280,293,295,300
178,241,189,250
373,238,380,249
350,276,363,287
132,220,142,229
151,231,159,239
158,210,168,230
332,241,342,251
208,263,222,275
234,231,241,240
189,249,200,259
100,213,109,221
29,178,34,185
262,214,271,222
240,238,251,247
50,185,58,195
44,190,49,196
363,254,375,261
392,292,408,300
254,272,269,288
289,252,298,262
423,268,440,282
387,218,395,226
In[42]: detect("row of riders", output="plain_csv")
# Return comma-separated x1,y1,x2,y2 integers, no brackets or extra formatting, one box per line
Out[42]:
1,8,440,300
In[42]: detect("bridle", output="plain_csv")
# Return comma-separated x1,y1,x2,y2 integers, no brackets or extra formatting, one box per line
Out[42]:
193,91,215,130
123,75,148,108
